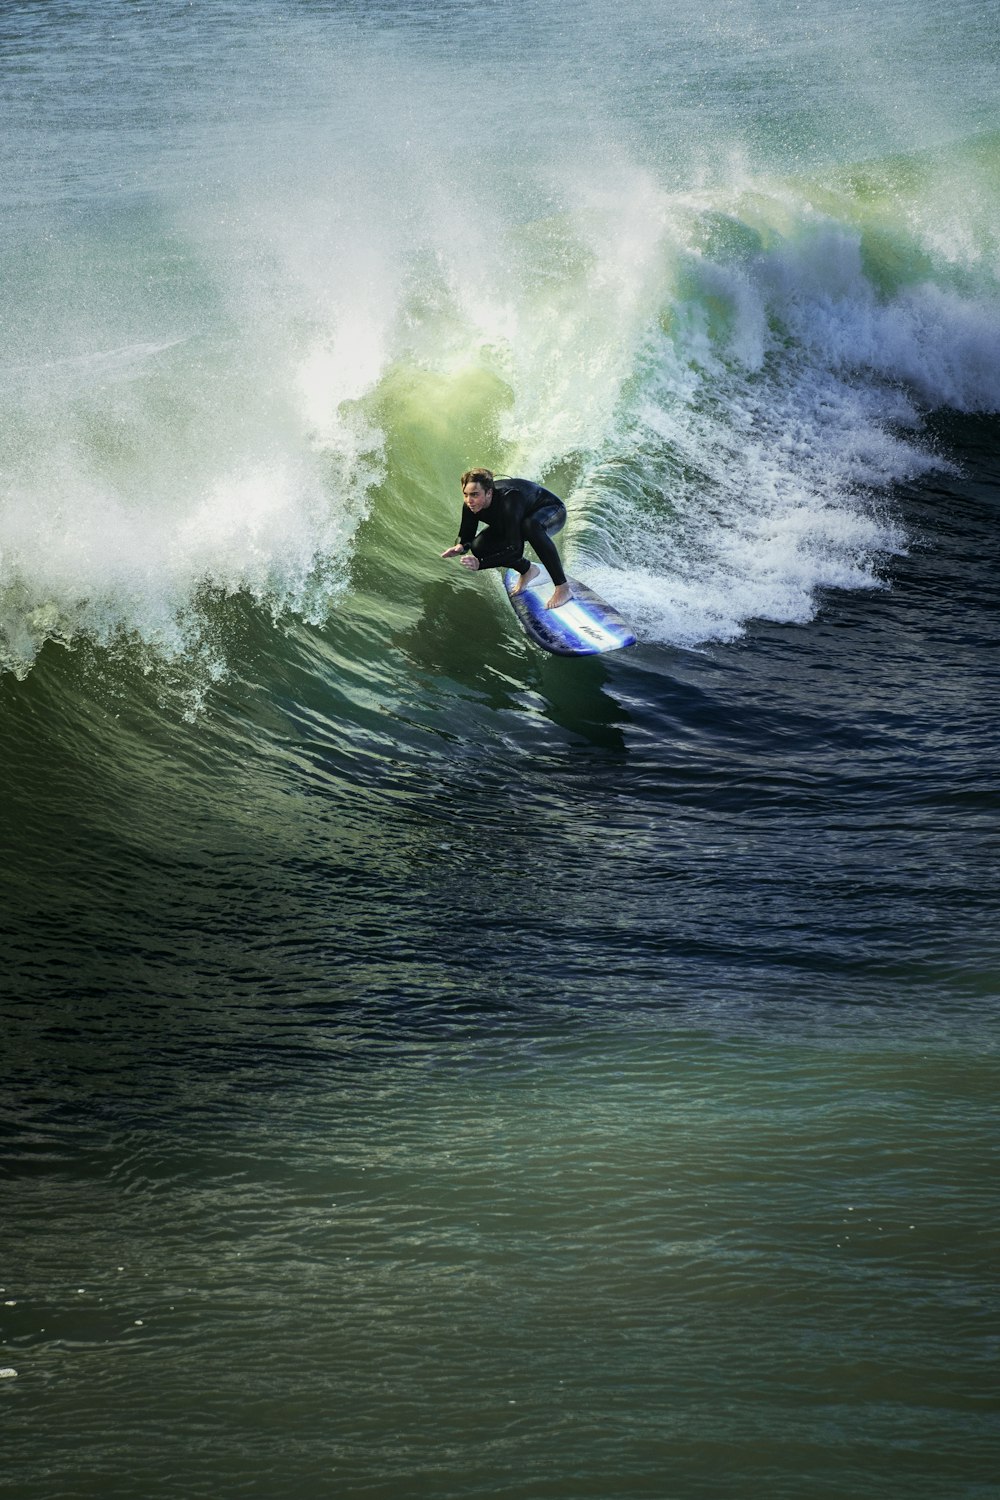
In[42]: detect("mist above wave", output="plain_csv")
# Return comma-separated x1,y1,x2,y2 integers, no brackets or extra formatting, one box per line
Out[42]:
1,0,996,678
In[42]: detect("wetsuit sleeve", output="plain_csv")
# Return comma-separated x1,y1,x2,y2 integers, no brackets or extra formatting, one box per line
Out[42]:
457,505,479,549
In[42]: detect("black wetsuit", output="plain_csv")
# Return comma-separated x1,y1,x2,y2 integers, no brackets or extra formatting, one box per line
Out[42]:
456,477,567,585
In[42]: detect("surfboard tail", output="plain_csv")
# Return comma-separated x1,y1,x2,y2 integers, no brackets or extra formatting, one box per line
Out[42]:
502,568,636,656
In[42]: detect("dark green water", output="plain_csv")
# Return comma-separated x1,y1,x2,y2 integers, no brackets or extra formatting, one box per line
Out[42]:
3,1,1000,1495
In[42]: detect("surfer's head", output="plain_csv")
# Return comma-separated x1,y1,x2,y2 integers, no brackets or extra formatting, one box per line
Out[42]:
461,468,494,513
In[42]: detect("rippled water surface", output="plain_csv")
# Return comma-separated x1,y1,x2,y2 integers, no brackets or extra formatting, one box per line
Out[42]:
2,1,999,1496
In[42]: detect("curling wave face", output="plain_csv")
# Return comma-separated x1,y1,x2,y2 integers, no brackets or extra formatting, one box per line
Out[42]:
1,0,998,681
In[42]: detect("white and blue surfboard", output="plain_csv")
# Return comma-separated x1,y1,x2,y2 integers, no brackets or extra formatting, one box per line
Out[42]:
502,566,636,657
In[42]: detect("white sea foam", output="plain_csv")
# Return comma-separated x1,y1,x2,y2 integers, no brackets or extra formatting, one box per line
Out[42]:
567,190,997,647
1,4,998,675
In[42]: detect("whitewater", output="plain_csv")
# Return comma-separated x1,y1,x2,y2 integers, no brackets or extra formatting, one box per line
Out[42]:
4,7,1000,1499
2,0,998,681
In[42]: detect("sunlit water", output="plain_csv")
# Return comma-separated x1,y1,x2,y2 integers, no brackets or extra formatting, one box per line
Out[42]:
2,2,999,1496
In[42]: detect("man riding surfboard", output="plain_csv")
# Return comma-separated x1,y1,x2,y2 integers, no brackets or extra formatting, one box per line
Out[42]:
440,468,571,610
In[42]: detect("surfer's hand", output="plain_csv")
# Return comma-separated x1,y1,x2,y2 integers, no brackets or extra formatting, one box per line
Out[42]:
459,554,480,571
440,545,464,559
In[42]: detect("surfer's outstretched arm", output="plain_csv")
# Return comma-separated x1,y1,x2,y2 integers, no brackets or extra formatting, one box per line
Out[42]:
440,544,481,574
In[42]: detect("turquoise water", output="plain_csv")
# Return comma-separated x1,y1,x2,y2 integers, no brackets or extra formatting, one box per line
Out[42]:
2,2,999,1496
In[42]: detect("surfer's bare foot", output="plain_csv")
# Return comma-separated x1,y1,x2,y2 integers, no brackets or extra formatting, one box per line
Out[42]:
546,583,571,609
512,565,539,595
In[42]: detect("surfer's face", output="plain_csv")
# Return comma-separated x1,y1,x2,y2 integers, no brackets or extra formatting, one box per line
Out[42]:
463,482,492,513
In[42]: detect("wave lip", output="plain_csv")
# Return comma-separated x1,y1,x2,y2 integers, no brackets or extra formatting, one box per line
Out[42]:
566,160,999,647
2,48,998,675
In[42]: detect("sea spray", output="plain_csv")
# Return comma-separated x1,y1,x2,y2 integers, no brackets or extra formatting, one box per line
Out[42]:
1,3,998,678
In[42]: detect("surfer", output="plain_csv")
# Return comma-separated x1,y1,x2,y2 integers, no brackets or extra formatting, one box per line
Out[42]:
440,469,572,609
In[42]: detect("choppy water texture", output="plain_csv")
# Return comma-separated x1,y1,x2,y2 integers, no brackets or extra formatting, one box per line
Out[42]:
2,2,999,1497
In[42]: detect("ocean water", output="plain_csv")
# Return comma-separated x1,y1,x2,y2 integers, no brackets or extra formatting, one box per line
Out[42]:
2,1,999,1496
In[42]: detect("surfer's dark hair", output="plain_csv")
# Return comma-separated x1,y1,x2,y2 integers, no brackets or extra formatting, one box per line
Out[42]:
461,468,494,492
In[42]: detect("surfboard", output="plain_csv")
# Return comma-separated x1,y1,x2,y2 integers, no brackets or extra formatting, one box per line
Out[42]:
502,566,637,657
